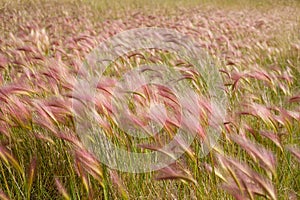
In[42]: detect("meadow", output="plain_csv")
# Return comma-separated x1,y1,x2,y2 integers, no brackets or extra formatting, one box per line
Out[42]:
0,0,299,199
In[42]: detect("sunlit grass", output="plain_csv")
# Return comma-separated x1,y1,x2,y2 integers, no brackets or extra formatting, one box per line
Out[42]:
0,0,299,199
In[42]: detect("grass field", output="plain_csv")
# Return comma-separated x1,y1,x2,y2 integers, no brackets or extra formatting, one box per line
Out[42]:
0,0,300,199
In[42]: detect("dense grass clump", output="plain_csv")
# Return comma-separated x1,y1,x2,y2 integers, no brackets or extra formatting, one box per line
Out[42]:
0,0,299,199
